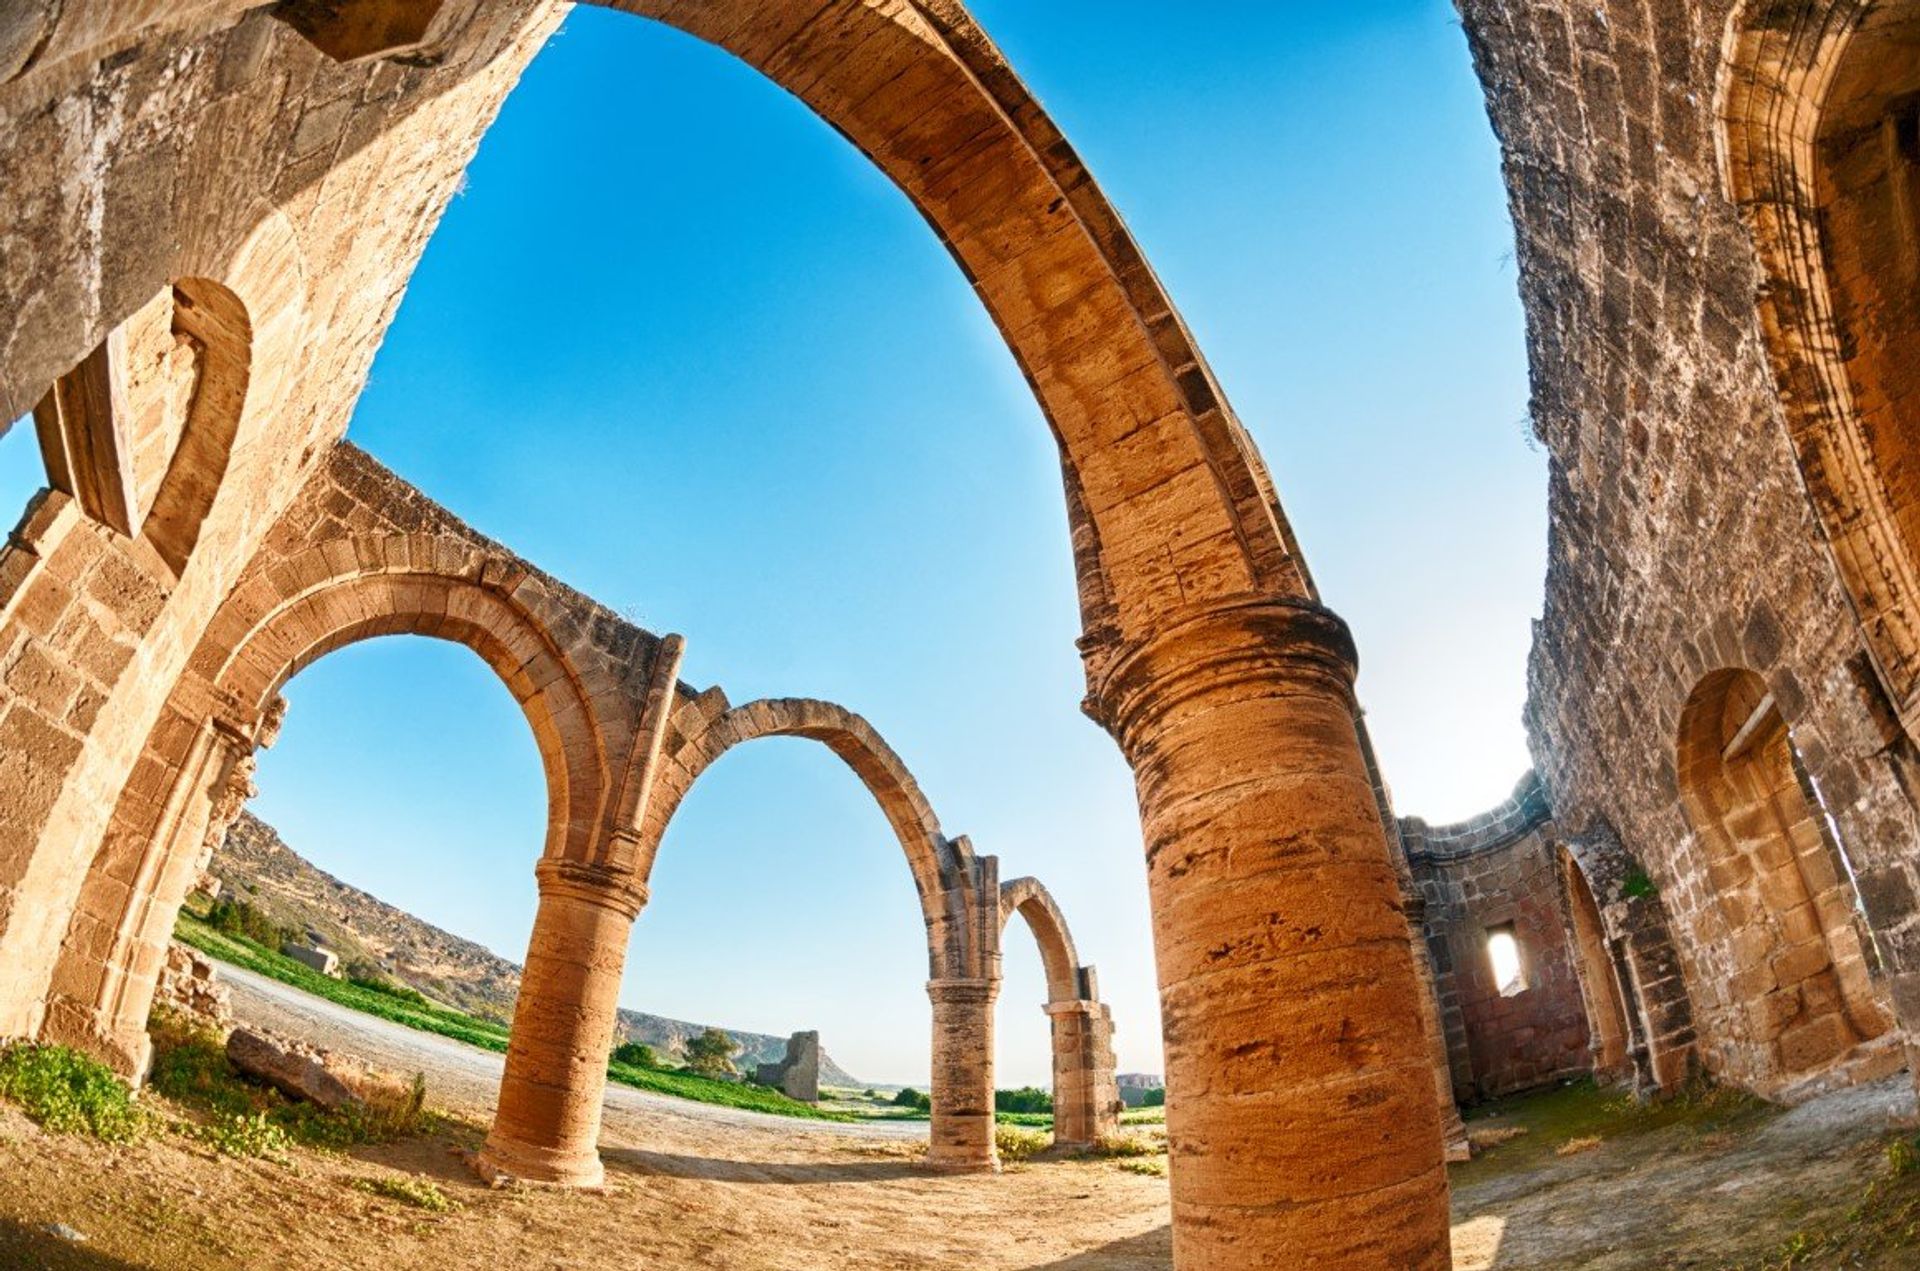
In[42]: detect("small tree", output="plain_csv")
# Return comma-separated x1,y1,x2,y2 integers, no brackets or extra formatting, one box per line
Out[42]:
1143,1087,1166,1107
611,1041,657,1070
891,1087,931,1110
684,1028,739,1078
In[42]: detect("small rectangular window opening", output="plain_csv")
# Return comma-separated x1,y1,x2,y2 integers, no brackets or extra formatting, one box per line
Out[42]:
1487,925,1527,997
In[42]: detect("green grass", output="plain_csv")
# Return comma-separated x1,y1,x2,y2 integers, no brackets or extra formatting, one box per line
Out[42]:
175,912,865,1124
607,1060,860,1121
1119,1107,1166,1126
353,1176,456,1212
0,1042,144,1142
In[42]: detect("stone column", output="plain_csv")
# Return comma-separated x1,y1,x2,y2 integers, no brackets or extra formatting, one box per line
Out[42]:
478,859,644,1187
1046,998,1119,1150
1090,599,1450,1268
926,976,999,1171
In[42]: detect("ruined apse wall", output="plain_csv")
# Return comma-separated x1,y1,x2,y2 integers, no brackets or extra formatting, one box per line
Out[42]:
1403,774,1592,1101
0,2,558,1037
1456,0,1920,1095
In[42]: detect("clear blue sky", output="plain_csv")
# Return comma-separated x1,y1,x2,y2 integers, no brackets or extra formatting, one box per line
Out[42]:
0,1,1541,1087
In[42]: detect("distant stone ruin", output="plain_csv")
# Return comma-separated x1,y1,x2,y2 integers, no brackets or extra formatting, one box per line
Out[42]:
755,1032,821,1103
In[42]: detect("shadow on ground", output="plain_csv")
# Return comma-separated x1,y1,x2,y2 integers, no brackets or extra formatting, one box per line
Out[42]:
1026,1226,1171,1268
603,1146,925,1184
0,1219,154,1270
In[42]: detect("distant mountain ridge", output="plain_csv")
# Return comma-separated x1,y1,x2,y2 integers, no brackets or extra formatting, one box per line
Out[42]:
212,811,863,1087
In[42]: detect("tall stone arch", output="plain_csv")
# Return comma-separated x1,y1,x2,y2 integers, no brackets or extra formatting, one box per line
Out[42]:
1721,0,1920,733
0,4,1455,1262
622,691,1004,1172
997,876,1120,1151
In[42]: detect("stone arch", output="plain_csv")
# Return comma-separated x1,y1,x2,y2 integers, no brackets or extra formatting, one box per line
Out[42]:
997,876,1119,1150
589,0,1311,646
633,692,1009,1171
999,875,1084,1005
1557,846,1635,1083
201,557,613,864
1675,666,1890,1088
1721,0,1920,732
638,694,979,979
40,533,625,1076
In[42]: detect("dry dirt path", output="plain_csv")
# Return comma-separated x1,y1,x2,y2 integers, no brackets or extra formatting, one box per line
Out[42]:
220,962,928,1142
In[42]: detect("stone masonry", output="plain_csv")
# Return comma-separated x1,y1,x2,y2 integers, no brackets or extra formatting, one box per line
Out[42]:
1403,775,1592,1102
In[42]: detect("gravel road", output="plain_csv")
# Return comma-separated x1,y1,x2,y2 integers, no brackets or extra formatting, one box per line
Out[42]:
218,961,928,1144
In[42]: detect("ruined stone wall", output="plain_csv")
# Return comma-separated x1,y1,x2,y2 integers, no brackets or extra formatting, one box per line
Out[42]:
1404,776,1592,1101
1456,0,1920,1096
0,0,560,1039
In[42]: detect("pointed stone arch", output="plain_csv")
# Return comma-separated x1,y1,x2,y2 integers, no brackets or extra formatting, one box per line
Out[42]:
638,693,985,980
997,875,1119,1150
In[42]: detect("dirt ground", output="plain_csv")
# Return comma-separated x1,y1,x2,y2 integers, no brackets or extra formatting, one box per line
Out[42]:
1,968,1917,1269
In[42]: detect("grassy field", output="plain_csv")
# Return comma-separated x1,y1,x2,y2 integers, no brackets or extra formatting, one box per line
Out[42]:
173,914,860,1123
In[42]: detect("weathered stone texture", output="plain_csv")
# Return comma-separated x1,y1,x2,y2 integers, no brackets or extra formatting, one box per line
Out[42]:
1403,776,1592,1101
1458,0,1920,1098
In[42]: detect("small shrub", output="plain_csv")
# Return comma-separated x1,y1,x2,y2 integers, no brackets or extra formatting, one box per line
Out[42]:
1889,1136,1920,1176
1555,1135,1603,1157
611,1041,657,1070
891,1087,932,1111
354,1176,455,1212
1117,1157,1168,1178
995,1124,1049,1163
0,1043,143,1142
1621,869,1659,900
1142,1087,1166,1108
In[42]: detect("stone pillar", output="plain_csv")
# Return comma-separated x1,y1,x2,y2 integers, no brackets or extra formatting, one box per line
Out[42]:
926,976,999,1171
1090,599,1450,1268
1046,998,1119,1150
478,859,644,1187
1403,891,1472,1162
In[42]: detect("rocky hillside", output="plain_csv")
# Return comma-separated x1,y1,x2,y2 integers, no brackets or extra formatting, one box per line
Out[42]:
213,812,862,1086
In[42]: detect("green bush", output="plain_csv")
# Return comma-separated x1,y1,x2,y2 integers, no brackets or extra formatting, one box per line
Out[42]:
0,1042,144,1142
611,1041,658,1070
1143,1087,1166,1107
203,897,294,949
995,1086,1053,1114
994,1123,1049,1163
346,975,430,1009
891,1087,932,1111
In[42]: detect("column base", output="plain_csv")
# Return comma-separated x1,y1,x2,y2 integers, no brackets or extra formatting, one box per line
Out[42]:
473,1130,605,1189
923,1151,1000,1175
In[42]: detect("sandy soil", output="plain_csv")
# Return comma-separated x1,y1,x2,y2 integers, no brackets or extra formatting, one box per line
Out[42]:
1,967,1915,1269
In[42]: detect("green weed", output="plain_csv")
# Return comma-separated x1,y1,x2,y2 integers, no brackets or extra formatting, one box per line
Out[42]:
0,1042,144,1142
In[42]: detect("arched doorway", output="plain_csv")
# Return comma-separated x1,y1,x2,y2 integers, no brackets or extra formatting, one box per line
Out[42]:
1559,848,1633,1082
1675,669,1889,1085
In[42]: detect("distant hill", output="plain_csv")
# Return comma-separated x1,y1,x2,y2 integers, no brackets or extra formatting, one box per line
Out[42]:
212,812,863,1087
